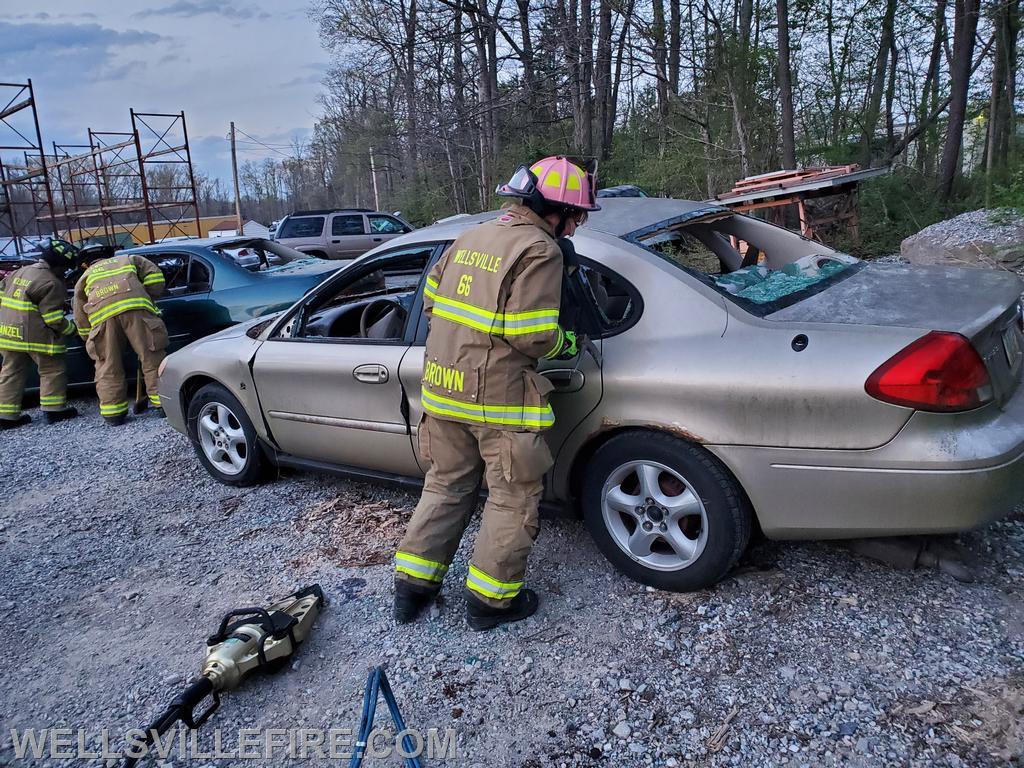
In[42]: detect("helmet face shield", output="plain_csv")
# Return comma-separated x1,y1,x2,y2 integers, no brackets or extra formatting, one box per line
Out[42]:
496,165,541,202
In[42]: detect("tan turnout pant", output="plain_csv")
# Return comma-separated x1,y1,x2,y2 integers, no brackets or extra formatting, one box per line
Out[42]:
396,413,554,608
0,350,67,420
85,309,168,419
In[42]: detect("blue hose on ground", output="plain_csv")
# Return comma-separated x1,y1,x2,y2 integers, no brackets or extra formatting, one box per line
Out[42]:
349,666,423,768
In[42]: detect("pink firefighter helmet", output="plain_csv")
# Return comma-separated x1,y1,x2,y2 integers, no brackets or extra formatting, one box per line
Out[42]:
496,156,601,212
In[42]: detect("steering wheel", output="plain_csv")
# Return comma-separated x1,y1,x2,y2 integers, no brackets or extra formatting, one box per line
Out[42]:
359,297,408,338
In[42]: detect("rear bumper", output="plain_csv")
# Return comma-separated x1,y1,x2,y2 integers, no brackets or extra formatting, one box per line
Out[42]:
710,385,1024,539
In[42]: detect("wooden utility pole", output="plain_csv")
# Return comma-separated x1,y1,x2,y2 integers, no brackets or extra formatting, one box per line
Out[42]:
369,146,381,210
230,121,244,235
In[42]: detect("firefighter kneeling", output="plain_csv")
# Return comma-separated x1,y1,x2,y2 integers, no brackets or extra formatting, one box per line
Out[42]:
394,157,599,631
72,245,169,425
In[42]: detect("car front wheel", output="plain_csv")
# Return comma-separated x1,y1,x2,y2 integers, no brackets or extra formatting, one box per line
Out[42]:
582,430,752,591
187,383,266,486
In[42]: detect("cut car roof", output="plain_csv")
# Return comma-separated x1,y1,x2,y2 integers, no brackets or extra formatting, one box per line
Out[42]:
585,198,726,236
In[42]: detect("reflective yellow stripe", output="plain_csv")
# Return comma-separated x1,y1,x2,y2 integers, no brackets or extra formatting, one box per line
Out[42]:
421,389,554,429
149,394,161,406
39,395,66,405
100,401,129,415
87,297,159,327
1,296,38,312
143,273,165,285
466,565,522,600
395,551,448,583
542,327,565,360
0,338,65,355
40,310,65,322
85,264,137,290
0,402,21,413
426,290,560,337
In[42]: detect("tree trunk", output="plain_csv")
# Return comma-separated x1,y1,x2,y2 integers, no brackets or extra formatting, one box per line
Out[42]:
579,0,595,155
986,0,1020,173
776,0,797,168
916,0,947,174
594,0,613,159
668,0,681,94
938,0,981,202
651,0,669,156
860,0,897,166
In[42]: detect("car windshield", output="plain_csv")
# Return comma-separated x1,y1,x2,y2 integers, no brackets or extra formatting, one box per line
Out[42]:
212,239,307,272
635,212,859,307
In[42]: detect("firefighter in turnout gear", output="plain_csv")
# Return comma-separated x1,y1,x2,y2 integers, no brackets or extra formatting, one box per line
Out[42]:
394,156,599,631
0,238,80,430
72,245,168,425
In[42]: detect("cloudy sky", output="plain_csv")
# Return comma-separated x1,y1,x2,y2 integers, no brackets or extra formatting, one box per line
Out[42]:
1,1,330,184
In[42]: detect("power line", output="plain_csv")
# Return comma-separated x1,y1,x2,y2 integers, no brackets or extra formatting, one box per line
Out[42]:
232,126,296,158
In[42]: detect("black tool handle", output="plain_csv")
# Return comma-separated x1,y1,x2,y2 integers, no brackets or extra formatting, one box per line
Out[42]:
121,677,217,768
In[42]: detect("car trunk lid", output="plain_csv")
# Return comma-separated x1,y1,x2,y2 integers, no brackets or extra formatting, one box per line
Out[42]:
768,263,1024,405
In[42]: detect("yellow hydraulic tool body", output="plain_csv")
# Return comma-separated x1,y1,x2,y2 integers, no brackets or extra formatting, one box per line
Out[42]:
122,584,325,767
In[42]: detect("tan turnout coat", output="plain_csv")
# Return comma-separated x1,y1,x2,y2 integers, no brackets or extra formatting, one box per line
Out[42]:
0,262,74,355
420,204,571,431
72,254,166,338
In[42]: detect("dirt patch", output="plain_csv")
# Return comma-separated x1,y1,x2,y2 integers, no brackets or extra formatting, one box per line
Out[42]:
895,675,1024,762
293,487,415,567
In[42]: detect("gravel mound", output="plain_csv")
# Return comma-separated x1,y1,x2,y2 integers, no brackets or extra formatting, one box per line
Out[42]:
901,209,1024,273
1,399,1022,766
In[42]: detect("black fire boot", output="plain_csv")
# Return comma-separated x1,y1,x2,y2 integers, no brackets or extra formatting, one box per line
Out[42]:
394,580,437,624
44,406,78,424
0,414,31,430
133,400,149,415
103,413,127,427
466,589,539,632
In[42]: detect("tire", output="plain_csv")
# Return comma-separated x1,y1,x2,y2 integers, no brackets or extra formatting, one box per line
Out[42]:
186,383,266,487
581,430,752,591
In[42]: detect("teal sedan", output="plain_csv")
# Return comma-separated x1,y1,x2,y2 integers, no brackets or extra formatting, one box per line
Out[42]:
18,238,347,390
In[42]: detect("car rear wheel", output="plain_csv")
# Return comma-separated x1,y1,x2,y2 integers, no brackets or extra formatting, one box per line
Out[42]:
582,431,752,591
187,383,266,486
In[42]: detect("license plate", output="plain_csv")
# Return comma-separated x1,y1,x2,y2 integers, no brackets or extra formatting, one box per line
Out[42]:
1003,327,1023,370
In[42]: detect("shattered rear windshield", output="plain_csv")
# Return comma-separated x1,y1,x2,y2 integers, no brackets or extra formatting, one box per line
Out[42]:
630,212,859,308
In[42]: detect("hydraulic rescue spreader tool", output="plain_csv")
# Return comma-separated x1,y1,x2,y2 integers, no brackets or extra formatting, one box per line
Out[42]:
121,584,326,768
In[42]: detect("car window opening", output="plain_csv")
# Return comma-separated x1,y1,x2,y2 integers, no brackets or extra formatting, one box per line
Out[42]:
211,239,307,272
289,247,434,342
569,260,638,338
637,213,858,305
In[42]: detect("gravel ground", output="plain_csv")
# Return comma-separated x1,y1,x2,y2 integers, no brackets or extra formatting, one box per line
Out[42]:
1,397,1023,767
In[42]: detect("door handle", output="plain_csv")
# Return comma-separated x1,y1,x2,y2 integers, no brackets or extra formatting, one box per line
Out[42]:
331,239,342,243
372,236,383,242
353,364,389,384
543,368,584,392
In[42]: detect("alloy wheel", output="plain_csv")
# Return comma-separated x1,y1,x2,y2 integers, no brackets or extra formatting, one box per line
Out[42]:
600,460,709,571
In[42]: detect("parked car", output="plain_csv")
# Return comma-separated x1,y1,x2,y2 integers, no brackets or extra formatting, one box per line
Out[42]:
597,184,649,198
159,198,1024,591
275,208,414,259
0,253,36,281
5,237,347,392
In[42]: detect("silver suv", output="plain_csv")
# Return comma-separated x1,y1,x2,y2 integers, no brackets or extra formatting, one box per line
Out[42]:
274,209,414,259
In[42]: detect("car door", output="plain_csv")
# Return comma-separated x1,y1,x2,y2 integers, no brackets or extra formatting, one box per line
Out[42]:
329,214,373,259
367,214,413,250
151,251,220,351
251,243,442,476
400,247,606,487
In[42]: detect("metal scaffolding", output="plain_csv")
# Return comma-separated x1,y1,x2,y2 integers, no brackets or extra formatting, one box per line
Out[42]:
41,109,202,247
0,80,57,256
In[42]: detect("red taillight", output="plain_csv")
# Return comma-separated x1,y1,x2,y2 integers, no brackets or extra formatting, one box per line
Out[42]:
865,331,993,412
